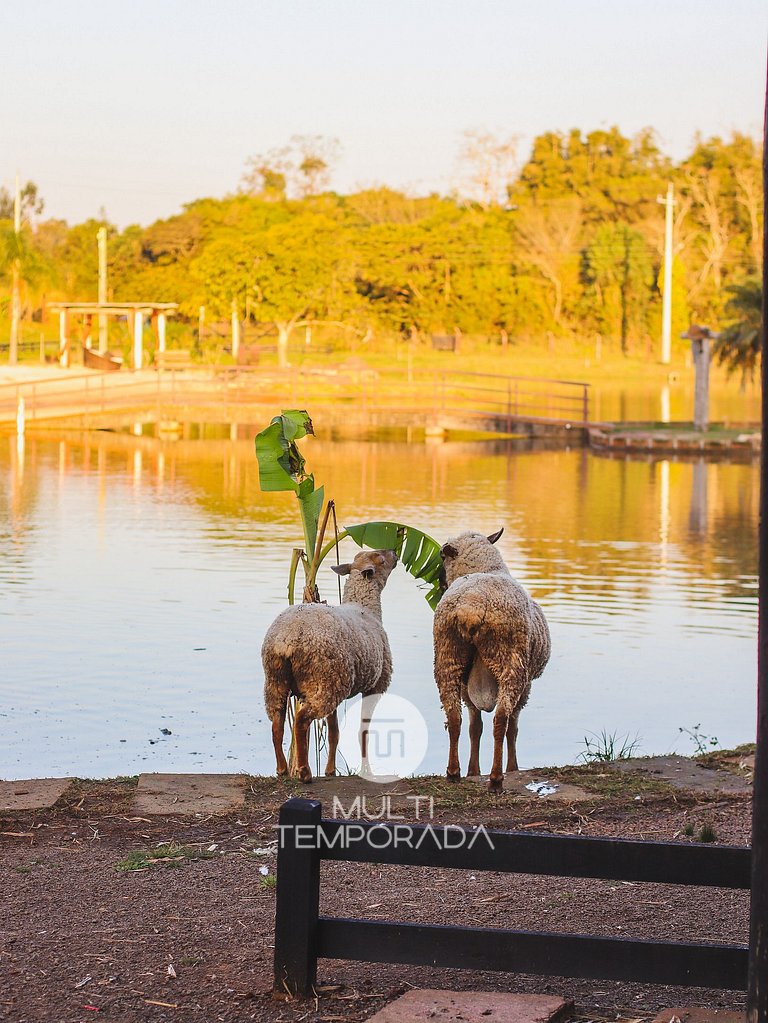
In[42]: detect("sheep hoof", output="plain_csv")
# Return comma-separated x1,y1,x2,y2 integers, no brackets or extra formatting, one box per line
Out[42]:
488,776,503,792
299,768,313,784
446,771,461,783
324,769,337,777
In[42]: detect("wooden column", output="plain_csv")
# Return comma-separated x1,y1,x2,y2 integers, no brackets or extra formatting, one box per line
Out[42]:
58,310,69,368
133,310,143,370
231,300,240,361
747,52,768,1023
691,335,710,432
157,312,167,353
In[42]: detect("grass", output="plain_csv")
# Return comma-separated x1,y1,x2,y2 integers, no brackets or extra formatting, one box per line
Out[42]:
577,730,642,764
115,841,216,872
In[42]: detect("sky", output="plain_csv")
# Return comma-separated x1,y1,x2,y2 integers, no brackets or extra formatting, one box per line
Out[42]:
2,0,766,228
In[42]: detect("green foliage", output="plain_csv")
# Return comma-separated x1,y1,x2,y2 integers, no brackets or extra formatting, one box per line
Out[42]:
254,410,325,570
343,521,443,610
712,278,762,386
3,127,760,351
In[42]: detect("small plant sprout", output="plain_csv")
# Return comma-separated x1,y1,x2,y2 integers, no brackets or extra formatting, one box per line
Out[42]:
698,823,718,843
679,723,720,756
577,729,641,764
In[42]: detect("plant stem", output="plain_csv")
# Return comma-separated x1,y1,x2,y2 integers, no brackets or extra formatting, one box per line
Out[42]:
287,548,304,606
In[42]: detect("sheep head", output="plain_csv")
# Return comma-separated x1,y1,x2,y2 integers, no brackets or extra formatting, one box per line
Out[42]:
438,529,506,588
332,548,398,595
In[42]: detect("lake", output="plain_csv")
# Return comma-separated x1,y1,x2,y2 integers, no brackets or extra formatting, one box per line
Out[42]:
0,427,758,780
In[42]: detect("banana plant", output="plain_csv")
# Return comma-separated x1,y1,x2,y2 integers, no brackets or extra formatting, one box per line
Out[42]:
255,410,443,778
255,410,443,608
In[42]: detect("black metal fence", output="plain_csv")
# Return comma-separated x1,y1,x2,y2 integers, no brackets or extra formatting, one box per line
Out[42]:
273,797,750,998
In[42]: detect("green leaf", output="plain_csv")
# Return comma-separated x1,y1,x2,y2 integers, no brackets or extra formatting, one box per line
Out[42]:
254,410,314,493
298,481,324,557
343,521,443,610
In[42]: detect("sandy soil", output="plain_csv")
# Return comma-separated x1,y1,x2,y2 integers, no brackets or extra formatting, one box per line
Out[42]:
0,768,752,1023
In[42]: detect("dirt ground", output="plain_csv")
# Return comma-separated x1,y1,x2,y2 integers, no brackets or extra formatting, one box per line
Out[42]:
0,761,753,1023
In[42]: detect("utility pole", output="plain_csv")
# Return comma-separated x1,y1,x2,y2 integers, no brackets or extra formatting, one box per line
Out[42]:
97,227,108,353
657,183,675,365
9,175,21,365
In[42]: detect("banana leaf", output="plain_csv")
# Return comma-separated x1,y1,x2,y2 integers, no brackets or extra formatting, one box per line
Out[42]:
343,521,443,610
254,410,314,493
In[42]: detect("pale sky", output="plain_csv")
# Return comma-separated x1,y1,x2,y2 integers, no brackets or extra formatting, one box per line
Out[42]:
2,0,766,228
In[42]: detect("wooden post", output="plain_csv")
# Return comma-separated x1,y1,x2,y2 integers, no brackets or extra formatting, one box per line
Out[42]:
58,310,69,368
157,312,167,354
273,798,321,997
231,300,240,361
691,335,710,432
747,54,768,1023
9,175,21,365
133,310,143,370
97,227,108,353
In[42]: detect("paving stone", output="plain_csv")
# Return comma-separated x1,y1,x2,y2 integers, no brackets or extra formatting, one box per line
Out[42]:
0,778,73,811
466,770,594,802
132,773,247,815
367,990,572,1022
298,775,416,815
651,1009,745,1022
613,756,751,794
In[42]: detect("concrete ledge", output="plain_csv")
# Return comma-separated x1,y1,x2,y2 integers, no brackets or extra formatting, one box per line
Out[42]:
132,773,248,815
0,778,73,811
367,990,572,1022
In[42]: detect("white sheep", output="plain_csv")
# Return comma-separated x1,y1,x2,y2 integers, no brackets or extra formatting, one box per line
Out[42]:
433,528,550,789
262,549,397,782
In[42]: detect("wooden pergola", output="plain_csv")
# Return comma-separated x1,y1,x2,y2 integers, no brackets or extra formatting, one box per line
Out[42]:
47,301,179,370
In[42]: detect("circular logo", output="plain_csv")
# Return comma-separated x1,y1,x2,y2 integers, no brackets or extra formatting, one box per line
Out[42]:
337,693,429,783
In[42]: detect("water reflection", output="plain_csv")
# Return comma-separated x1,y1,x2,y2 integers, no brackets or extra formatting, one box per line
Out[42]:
0,430,758,780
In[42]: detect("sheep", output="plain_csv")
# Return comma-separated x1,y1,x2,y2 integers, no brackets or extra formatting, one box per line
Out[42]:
262,548,397,783
433,528,550,790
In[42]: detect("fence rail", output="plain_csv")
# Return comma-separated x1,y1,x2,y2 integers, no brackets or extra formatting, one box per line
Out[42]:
273,798,749,998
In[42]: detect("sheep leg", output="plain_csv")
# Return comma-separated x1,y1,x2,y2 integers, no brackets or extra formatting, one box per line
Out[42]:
271,700,289,777
466,702,483,777
505,711,520,772
293,704,314,783
489,708,509,790
324,709,339,777
360,692,382,779
445,707,462,781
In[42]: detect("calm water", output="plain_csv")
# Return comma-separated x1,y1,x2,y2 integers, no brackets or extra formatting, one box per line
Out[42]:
0,428,759,780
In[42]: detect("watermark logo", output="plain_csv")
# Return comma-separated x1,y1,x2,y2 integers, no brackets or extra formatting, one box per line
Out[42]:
338,693,429,784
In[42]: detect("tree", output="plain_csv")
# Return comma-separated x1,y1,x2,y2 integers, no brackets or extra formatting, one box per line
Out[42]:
582,224,654,353
511,197,583,327
242,136,341,200
456,129,519,208
712,277,762,386
0,180,44,223
193,211,353,367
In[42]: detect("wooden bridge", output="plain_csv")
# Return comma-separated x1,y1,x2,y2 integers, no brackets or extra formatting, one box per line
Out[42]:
0,366,590,434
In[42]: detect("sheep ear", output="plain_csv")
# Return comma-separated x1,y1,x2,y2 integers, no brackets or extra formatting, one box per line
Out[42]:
440,543,458,559
332,563,352,576
361,567,375,580
487,527,504,545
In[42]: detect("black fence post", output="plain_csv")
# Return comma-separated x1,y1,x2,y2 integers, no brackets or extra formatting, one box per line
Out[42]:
747,52,768,1023
273,798,322,998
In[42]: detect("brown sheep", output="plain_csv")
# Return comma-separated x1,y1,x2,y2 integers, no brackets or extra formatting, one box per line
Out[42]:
262,549,397,783
433,529,550,789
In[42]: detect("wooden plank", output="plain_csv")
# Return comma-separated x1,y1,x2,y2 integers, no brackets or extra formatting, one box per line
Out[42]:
317,819,750,888
317,917,748,991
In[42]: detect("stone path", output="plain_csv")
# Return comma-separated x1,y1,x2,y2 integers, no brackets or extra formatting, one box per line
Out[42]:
366,990,572,1022
0,753,754,814
612,755,752,794
651,1009,746,1022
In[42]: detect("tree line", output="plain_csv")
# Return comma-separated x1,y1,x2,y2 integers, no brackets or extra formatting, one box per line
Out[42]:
0,126,762,368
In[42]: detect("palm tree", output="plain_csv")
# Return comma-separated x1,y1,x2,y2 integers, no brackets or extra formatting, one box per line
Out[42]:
713,278,763,387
